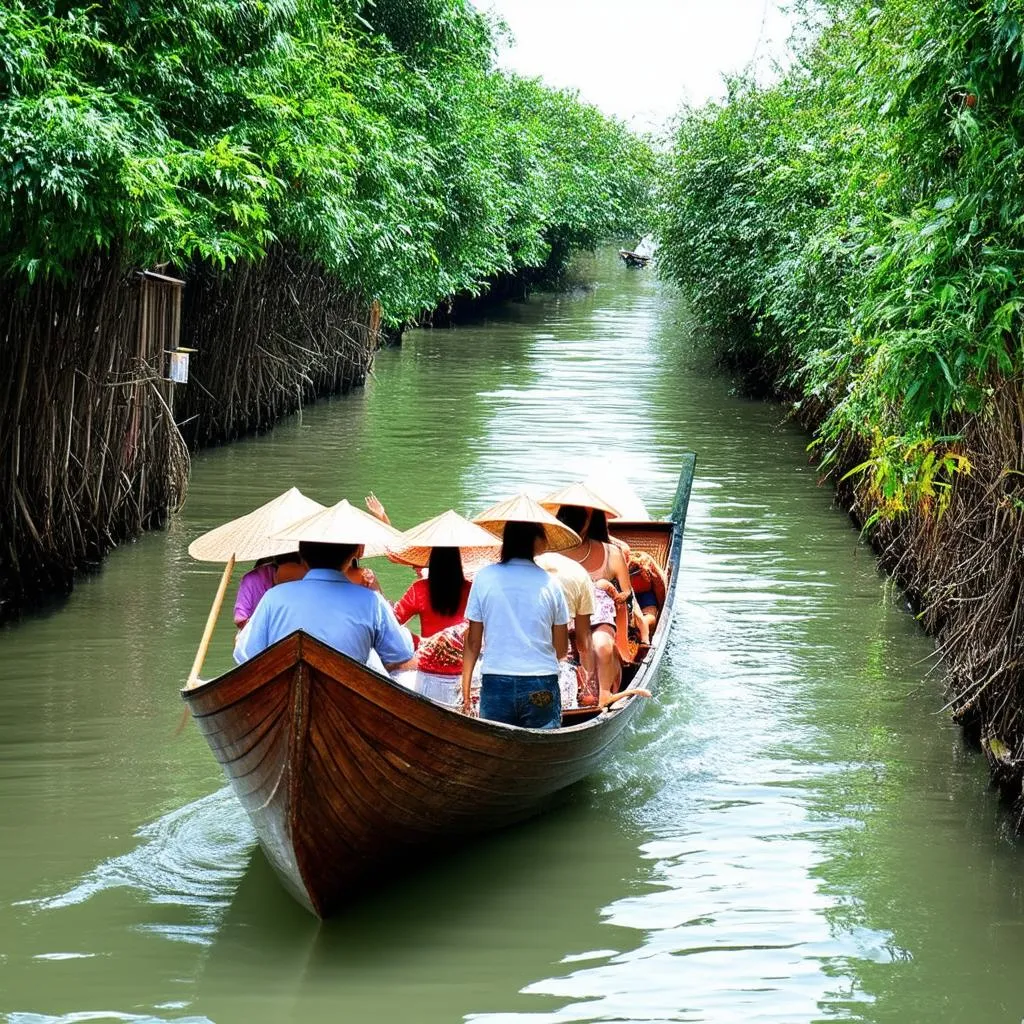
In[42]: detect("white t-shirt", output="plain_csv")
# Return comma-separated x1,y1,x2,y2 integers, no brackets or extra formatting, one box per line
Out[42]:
465,559,571,676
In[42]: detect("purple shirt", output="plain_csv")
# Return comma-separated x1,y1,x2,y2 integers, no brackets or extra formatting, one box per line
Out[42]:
234,563,276,625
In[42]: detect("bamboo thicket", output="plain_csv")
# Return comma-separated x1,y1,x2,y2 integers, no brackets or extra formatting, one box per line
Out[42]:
0,253,190,617
176,246,378,446
0,0,655,620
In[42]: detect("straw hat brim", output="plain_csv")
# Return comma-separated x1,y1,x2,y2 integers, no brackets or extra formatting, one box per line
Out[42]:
538,481,621,518
390,544,502,571
270,499,404,554
188,487,325,563
389,509,503,568
473,493,581,554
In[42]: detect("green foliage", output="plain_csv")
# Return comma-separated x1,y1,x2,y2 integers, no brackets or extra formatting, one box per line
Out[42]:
658,0,1024,517
0,0,653,318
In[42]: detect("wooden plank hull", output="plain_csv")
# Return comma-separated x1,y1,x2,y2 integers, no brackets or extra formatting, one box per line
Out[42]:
183,454,696,916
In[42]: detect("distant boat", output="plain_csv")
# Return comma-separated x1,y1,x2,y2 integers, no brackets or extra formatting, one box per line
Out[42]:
181,453,697,917
618,234,657,268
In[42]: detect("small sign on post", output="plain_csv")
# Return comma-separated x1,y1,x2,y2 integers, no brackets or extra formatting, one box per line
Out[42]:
168,350,190,383
165,347,197,384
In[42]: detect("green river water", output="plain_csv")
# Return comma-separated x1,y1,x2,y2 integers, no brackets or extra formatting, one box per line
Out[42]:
2,249,1023,1023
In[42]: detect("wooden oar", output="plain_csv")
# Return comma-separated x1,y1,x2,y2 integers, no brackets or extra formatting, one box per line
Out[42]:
176,555,235,734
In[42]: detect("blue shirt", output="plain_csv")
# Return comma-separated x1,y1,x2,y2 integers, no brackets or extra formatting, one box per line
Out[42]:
233,569,414,668
465,559,570,676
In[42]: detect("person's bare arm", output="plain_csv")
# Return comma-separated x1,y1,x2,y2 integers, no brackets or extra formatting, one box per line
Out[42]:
461,620,483,714
358,566,382,593
551,622,569,662
609,546,633,604
574,614,594,678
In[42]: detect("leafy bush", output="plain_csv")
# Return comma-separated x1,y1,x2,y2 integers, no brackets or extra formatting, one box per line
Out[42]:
0,0,654,318
658,0,1024,519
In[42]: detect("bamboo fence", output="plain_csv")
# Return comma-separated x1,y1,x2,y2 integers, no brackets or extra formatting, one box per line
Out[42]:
0,244,380,620
0,253,190,618
176,245,378,446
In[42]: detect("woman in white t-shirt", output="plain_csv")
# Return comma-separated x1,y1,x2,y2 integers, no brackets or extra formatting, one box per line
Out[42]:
460,520,572,729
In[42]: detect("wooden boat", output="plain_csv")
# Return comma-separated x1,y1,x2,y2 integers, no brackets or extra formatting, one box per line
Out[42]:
182,453,696,917
618,249,651,268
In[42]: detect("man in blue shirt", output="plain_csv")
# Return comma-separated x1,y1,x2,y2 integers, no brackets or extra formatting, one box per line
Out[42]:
234,541,414,671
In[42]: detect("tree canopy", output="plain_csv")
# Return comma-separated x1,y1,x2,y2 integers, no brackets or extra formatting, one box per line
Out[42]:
658,0,1024,519
0,0,654,318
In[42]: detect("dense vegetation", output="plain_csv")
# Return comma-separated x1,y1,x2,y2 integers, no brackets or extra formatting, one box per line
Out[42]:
0,0,654,318
658,0,1024,819
659,0,1024,518
0,0,653,621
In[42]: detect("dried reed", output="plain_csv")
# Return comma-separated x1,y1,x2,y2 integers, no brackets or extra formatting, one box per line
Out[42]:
176,245,378,446
838,377,1024,820
0,252,190,619
0,243,380,621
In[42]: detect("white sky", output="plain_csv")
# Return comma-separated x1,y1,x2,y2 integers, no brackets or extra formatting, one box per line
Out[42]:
486,0,793,134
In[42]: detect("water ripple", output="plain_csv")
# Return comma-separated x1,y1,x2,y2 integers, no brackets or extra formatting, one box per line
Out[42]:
22,788,254,921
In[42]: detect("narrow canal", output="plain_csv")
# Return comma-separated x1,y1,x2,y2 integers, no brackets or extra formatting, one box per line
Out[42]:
2,249,1023,1023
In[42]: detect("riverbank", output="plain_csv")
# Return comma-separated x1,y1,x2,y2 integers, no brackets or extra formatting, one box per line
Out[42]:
0,247,379,624
657,0,1024,828
0,248,604,623
722,345,1024,817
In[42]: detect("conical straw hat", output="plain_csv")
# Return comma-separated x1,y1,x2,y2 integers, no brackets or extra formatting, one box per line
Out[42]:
271,498,404,555
389,509,502,569
188,487,325,563
473,493,581,553
539,481,621,518
582,472,649,520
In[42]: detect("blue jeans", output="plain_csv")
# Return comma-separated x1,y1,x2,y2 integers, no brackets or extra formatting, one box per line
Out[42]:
480,674,562,729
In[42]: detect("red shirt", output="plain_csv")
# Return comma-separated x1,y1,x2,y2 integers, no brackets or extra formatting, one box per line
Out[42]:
393,578,470,638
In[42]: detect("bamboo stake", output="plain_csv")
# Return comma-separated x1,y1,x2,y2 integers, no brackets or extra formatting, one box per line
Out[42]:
186,555,235,690
177,555,235,735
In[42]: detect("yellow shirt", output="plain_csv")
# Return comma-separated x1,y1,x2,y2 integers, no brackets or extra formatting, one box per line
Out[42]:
535,552,595,619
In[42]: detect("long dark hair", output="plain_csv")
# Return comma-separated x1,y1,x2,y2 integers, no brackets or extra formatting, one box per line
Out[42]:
500,521,544,563
427,546,466,616
555,504,589,538
587,509,610,542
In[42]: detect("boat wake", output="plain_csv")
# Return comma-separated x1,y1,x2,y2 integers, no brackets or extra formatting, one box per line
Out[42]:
21,787,255,919
8,1012,212,1024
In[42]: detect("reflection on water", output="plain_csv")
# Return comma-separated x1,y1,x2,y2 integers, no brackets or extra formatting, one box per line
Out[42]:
2,249,1024,1023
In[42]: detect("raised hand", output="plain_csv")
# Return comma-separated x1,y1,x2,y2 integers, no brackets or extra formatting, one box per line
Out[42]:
365,492,391,525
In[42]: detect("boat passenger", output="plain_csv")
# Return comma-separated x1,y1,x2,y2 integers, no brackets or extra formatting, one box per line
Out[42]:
388,509,502,706
394,547,471,638
273,552,306,584
555,504,636,704
461,495,579,728
583,508,653,632
233,552,307,628
628,549,665,638
535,551,595,709
234,558,276,628
234,541,414,669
